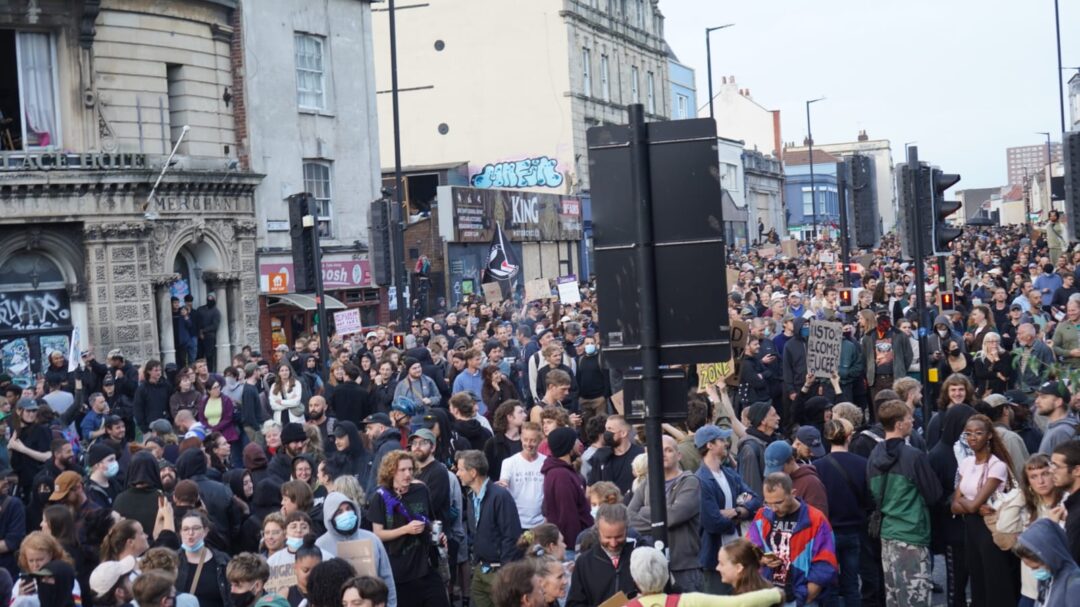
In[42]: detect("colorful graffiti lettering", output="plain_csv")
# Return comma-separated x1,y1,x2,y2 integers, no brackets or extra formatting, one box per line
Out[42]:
470,156,564,189
0,291,71,332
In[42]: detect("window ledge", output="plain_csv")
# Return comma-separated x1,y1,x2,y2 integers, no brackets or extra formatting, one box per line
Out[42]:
298,108,336,119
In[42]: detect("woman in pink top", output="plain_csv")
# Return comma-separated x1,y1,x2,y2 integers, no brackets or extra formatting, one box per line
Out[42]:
951,414,1020,607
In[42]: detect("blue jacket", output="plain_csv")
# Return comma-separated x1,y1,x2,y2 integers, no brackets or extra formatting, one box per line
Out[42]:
696,462,760,569
0,496,25,579
464,479,523,565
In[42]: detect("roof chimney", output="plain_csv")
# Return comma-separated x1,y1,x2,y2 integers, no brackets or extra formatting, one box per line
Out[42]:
857,130,868,142
721,76,727,84
803,137,813,146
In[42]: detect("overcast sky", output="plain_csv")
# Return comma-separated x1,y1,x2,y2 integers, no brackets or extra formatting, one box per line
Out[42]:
663,0,1077,190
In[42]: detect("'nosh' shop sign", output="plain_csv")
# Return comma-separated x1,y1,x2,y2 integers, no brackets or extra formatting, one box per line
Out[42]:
807,320,843,379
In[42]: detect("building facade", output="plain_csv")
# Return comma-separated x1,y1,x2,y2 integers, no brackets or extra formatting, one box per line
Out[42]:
0,0,260,379
1006,143,1062,186
705,75,781,157
238,0,383,351
782,149,840,239
784,132,896,233
743,149,784,241
371,0,669,304
668,46,696,120
1070,71,1080,131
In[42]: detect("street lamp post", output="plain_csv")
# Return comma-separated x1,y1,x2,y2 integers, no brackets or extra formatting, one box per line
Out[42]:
806,97,825,238
1036,131,1053,224
1054,0,1066,133
705,24,734,121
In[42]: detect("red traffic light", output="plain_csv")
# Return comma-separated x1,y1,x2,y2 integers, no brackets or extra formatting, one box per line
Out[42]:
392,333,404,348
941,292,953,310
839,288,852,307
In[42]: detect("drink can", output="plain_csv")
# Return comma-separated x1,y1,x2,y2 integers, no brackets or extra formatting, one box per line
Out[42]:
431,520,442,543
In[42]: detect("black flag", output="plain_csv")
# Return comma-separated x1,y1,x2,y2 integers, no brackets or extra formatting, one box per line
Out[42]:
482,223,520,299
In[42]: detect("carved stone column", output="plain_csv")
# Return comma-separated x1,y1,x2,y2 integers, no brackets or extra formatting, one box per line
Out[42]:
205,272,239,372
150,275,179,366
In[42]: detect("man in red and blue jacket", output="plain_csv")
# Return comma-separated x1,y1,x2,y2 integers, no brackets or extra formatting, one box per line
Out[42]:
747,471,838,606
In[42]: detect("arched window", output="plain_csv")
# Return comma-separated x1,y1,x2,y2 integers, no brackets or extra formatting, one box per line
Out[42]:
0,252,72,385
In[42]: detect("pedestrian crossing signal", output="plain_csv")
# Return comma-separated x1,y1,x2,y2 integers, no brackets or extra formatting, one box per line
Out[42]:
941,292,953,311
839,288,852,308
392,333,404,349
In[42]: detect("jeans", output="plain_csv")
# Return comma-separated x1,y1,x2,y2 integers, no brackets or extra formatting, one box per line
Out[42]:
825,528,861,607
859,528,884,607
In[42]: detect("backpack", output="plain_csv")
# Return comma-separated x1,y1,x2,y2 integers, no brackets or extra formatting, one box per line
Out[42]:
628,595,680,607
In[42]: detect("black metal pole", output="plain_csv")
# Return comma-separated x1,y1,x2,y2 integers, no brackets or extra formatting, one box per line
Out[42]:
837,160,851,287
388,0,408,326
628,103,668,548
706,30,714,121
1054,0,1066,134
807,101,818,238
908,146,932,424
308,197,331,379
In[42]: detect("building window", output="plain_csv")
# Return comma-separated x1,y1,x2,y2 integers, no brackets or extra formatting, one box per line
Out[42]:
600,54,610,102
295,33,326,111
0,30,60,150
802,188,815,217
646,71,655,113
636,0,647,29
631,66,640,103
303,161,334,238
582,48,592,97
676,94,688,119
720,163,738,191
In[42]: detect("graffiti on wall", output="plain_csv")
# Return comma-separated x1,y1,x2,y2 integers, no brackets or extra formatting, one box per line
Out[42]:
470,156,564,189
0,290,71,332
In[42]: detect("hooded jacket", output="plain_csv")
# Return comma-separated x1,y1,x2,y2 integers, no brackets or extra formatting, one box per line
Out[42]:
175,447,240,543
332,420,372,488
364,426,402,498
747,499,838,606
927,404,976,551
452,417,493,451
791,463,829,518
243,442,270,486
133,377,173,432
696,462,761,569
541,456,592,549
1016,519,1080,607
238,477,283,554
627,470,701,572
868,436,943,547
113,451,164,537
315,492,396,572
782,318,809,395
405,347,451,403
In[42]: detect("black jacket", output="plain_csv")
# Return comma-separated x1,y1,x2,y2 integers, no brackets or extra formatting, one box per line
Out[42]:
782,318,809,395
483,433,522,482
175,448,242,546
464,480,523,565
176,548,231,607
576,353,611,400
133,379,172,432
566,537,641,607
364,427,402,498
328,381,370,426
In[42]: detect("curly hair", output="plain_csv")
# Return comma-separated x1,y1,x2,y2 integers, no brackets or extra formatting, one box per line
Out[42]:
139,547,179,576
377,450,416,489
938,373,975,411
306,558,357,607
18,532,72,571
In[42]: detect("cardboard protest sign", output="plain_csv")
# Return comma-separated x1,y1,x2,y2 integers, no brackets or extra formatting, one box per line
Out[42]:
696,318,748,390
726,268,741,290
338,539,377,577
598,592,630,607
265,563,298,597
333,309,362,336
781,239,798,257
697,361,735,391
524,278,551,302
482,282,503,304
819,251,834,264
807,320,843,378
759,246,777,258
557,275,581,304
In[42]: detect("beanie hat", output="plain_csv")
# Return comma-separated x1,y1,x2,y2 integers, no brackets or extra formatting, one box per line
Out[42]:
547,427,577,458
87,442,115,467
281,422,307,445
746,401,773,428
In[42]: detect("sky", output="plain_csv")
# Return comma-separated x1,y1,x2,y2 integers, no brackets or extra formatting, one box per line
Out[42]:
662,0,1078,190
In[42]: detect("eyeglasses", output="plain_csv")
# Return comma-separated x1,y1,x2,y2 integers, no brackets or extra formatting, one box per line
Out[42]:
962,430,988,438
180,525,204,534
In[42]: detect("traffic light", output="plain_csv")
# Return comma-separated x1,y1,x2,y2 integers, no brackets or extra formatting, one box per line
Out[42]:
288,193,319,293
941,292,953,311
849,155,880,249
1066,132,1080,241
931,168,962,255
392,333,405,349
896,163,918,260
839,288,852,309
369,199,393,286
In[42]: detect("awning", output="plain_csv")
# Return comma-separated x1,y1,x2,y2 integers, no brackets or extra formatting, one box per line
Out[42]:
268,293,347,311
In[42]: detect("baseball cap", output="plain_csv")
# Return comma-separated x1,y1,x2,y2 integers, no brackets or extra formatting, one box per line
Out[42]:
149,419,173,434
362,412,392,427
332,424,350,438
794,426,826,458
365,331,378,340
1037,380,1071,401
49,471,83,501
408,428,437,445
983,394,1009,408
1005,390,1032,407
693,424,733,449
16,398,38,411
107,349,124,360
102,376,115,387
89,555,137,597
1009,303,1023,311
763,441,794,475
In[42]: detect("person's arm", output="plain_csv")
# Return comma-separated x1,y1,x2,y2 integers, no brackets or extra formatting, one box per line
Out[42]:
0,498,26,554
7,432,50,463
626,480,649,533
666,475,701,527
133,385,148,432
699,474,737,535
804,518,839,603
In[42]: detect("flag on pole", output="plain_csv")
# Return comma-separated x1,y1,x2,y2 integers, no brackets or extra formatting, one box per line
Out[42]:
67,326,81,372
482,223,520,299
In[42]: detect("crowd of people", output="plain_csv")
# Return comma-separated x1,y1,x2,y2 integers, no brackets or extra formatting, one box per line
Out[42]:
4,216,1080,607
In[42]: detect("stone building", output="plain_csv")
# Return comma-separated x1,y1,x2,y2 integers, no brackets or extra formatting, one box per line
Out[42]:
0,0,259,378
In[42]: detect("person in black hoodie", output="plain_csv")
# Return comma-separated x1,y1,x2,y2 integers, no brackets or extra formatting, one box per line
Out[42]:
175,447,243,549
782,318,810,425
332,420,371,486
240,478,283,554
928,403,977,607
738,336,773,413
327,364,369,426
360,413,401,498
448,392,493,451
133,360,172,434
112,450,164,538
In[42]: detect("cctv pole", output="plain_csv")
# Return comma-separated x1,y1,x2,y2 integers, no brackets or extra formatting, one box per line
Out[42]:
908,145,933,425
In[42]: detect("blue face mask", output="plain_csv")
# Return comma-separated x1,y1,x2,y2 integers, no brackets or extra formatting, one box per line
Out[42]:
800,327,810,339
182,540,204,553
1032,568,1052,582
286,536,304,551
334,511,358,532
584,344,597,356
590,506,599,520
105,460,120,478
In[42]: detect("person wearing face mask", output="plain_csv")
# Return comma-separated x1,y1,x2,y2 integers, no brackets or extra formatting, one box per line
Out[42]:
837,321,867,406
586,416,645,495
267,511,332,571
224,552,279,607
1014,519,1080,606
575,335,610,429
193,293,221,371
175,511,231,607
317,492,398,606
85,442,122,509
781,319,810,422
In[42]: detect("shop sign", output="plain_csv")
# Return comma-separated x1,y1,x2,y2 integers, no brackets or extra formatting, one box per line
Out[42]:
0,152,148,171
258,260,372,292
268,273,289,294
443,187,582,243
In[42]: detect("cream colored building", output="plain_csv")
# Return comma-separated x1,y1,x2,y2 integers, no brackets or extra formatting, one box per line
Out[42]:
704,75,780,156
0,0,259,375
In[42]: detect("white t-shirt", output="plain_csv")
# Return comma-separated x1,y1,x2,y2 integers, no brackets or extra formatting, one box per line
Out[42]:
499,452,547,528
